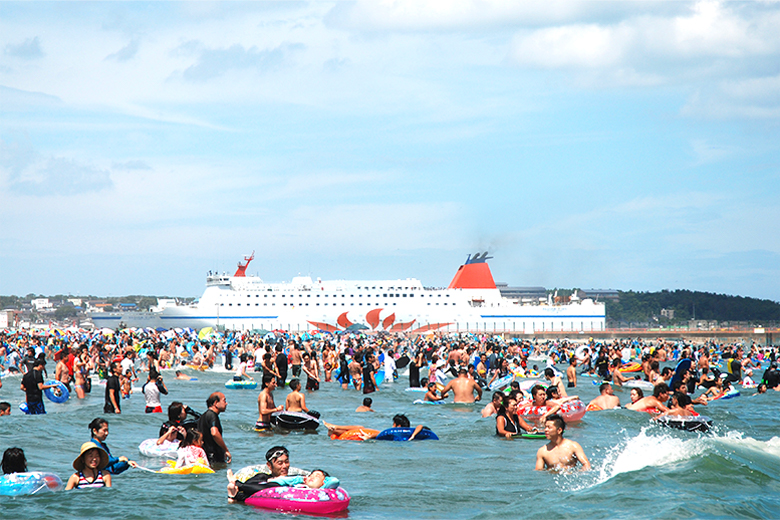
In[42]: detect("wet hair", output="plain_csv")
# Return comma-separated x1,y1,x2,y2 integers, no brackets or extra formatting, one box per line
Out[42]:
2,447,26,474
89,417,108,435
308,468,330,477
0,402,10,413
492,391,504,402
149,368,160,380
531,385,547,398
631,387,644,399
545,413,566,432
653,383,670,398
544,368,555,378
675,392,692,407
180,428,203,448
289,378,301,391
168,401,184,422
206,392,223,408
261,375,276,389
265,445,289,462
392,414,410,428
545,386,559,399
599,382,611,394
362,397,373,407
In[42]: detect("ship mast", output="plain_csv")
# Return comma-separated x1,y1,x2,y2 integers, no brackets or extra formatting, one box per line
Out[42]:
233,251,255,277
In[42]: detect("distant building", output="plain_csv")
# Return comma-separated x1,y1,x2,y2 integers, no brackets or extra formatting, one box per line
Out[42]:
575,289,620,301
661,308,675,319
496,283,547,301
0,310,16,328
67,298,83,307
31,298,53,310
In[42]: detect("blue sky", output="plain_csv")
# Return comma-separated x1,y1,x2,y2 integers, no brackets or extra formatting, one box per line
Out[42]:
1,1,779,300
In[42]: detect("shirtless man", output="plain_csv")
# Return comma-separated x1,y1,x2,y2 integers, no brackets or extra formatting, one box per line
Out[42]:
284,379,310,413
440,367,482,403
566,358,577,388
348,356,363,390
587,383,620,410
356,397,375,412
535,414,591,471
256,376,283,431
610,358,630,387
625,382,670,413
544,368,567,397
288,344,302,378
654,392,696,419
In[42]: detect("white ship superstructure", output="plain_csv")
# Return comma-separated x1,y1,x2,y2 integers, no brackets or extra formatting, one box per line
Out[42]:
89,252,606,333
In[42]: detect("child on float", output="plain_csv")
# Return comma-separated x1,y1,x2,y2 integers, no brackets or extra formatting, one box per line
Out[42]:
175,429,210,469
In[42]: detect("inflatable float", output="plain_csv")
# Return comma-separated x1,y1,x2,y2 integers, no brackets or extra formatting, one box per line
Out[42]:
224,379,258,390
272,411,320,431
157,460,214,474
489,373,515,391
655,415,712,433
44,381,69,403
413,399,445,405
516,400,587,423
138,438,179,458
376,426,439,441
246,486,350,514
330,428,380,441
0,472,63,496
618,362,643,373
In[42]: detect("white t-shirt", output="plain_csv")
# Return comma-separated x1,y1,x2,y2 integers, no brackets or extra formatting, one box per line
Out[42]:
143,380,162,408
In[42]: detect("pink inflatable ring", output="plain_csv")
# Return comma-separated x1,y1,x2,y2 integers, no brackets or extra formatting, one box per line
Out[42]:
246,486,350,514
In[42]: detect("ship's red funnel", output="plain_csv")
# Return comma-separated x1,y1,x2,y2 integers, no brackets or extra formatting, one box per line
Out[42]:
447,252,496,289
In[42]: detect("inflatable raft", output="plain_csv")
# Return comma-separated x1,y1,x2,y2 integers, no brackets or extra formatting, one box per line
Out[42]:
246,486,350,514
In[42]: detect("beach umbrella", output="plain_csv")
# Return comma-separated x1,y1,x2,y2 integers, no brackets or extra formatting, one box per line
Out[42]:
198,327,214,340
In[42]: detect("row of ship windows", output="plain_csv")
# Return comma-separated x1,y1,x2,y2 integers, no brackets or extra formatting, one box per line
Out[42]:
220,302,455,307
222,293,450,298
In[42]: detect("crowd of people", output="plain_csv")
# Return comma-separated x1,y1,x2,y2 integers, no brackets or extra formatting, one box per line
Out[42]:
2,326,779,497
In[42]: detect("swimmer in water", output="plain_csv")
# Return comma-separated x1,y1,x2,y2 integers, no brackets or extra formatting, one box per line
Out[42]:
535,414,590,471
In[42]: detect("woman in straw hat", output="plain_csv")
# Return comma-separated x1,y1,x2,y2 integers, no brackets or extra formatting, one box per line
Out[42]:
65,442,112,490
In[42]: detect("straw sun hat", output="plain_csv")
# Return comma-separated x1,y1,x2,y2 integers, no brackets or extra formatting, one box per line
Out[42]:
73,442,109,471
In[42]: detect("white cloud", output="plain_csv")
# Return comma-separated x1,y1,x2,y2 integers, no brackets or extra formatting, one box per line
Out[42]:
0,139,112,196
4,36,44,59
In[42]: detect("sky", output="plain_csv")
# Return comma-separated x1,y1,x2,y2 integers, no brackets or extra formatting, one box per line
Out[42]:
1,1,779,301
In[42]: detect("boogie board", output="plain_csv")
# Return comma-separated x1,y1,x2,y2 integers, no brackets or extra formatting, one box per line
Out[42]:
375,426,438,441
44,381,69,403
513,432,546,440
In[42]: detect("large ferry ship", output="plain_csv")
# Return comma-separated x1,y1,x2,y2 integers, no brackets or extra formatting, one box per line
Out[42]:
89,253,606,334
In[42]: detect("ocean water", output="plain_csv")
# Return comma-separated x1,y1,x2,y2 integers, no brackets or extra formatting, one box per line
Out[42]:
1,367,779,519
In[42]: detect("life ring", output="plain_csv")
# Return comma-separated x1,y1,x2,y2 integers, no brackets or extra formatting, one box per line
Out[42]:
330,428,380,441
246,486,350,514
586,403,603,412
0,472,63,496
375,426,439,441
516,400,587,423
574,345,589,361
44,381,69,403
138,438,179,458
